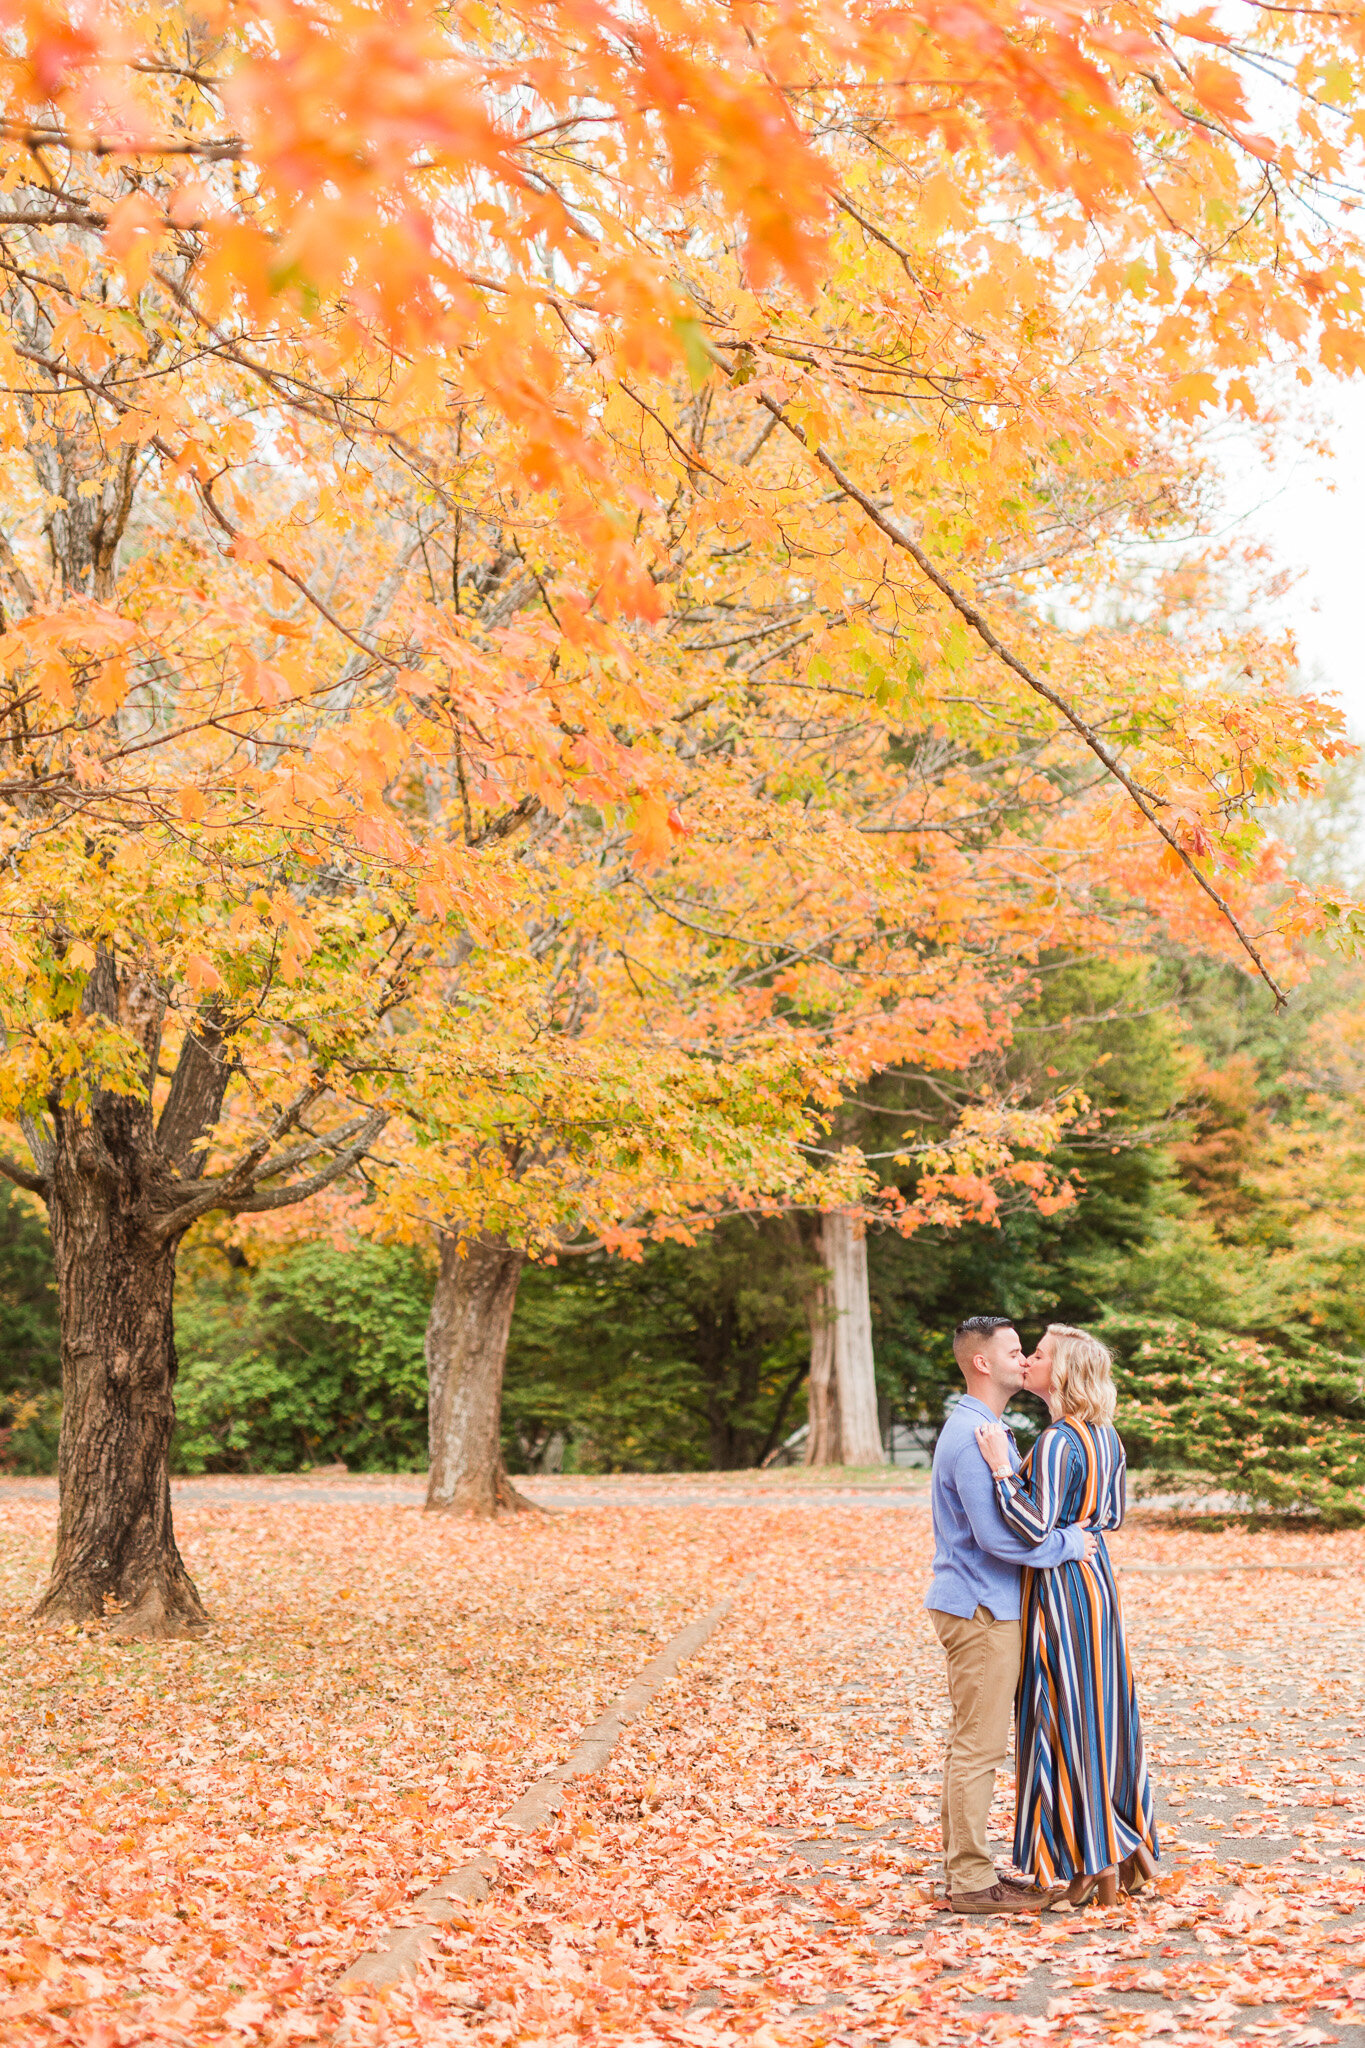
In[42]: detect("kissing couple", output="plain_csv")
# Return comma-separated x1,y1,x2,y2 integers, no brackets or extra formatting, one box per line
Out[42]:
926,1316,1160,1912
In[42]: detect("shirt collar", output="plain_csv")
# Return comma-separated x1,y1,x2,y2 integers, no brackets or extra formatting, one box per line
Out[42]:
953,1393,1008,1425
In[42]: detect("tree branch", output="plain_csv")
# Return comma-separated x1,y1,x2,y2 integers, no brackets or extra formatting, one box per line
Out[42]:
0,1151,47,1197
1,120,242,160
757,1358,811,1465
17,1112,54,1175
226,1116,372,1188
215,1109,388,1219
154,1108,386,1238
471,794,543,847
156,1016,230,1175
753,391,1291,1009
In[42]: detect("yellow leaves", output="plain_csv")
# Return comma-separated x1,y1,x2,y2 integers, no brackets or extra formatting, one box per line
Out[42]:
390,354,445,425
670,314,714,394
236,651,292,708
34,652,74,711
198,224,275,323
85,657,128,719
1170,371,1219,417
0,0,1356,1284
916,173,973,239
1319,325,1365,376
48,310,115,375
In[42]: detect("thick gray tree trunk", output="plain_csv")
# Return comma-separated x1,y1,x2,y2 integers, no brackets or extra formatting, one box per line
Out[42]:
425,1231,536,1516
804,1211,885,1467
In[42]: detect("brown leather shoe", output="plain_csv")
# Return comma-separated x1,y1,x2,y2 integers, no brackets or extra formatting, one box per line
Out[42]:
951,1882,1044,1915
997,1869,1045,1895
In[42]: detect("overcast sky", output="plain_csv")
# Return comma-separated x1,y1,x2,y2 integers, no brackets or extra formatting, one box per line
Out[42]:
1221,378,1365,739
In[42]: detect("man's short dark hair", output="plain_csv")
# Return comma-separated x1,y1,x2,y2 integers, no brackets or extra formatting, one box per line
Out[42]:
953,1314,1015,1370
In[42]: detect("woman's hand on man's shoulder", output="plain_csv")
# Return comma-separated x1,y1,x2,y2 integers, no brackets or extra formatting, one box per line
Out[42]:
973,1422,1012,1478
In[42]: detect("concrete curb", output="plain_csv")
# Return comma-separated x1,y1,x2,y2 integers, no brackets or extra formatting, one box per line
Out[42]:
335,1589,740,1993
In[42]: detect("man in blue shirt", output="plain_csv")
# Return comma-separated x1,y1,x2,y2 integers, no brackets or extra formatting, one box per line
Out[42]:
926,1314,1095,1914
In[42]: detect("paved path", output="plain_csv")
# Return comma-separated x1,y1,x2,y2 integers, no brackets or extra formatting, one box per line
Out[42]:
0,1472,937,1511
689,1520,1365,2043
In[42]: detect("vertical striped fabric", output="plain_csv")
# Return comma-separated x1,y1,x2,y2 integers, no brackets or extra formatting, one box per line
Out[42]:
992,1418,1159,1883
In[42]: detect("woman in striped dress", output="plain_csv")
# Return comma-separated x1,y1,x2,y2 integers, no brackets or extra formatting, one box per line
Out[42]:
974,1324,1158,1907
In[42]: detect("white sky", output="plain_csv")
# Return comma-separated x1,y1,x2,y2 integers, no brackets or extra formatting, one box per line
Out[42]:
1220,379,1365,739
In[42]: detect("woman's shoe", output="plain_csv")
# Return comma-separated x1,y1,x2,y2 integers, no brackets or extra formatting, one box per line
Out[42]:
1120,1843,1158,1896
1067,1865,1119,1909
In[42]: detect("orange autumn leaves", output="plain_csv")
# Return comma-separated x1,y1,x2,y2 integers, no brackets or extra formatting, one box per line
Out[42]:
2,1474,1362,2043
0,0,1362,1252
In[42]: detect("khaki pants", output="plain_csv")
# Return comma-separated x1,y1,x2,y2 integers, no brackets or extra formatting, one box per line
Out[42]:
931,1605,1021,1895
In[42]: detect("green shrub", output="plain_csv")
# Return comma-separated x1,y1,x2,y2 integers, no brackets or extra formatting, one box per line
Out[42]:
503,1224,818,1471
0,1185,62,1472
172,1240,434,1472
0,1384,63,1473
1106,1313,1365,1524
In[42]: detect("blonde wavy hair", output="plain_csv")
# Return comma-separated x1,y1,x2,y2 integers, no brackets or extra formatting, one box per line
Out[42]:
1046,1323,1117,1428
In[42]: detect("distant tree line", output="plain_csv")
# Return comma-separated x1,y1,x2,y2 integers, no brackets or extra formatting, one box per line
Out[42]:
4,951,1364,1518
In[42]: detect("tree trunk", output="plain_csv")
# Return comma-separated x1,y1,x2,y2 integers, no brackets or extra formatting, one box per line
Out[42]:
805,1211,885,1467
425,1231,537,1516
804,1261,841,1466
34,1056,207,1637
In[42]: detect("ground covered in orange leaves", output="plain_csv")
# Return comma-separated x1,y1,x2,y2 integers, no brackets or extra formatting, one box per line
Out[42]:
1,1472,1362,2046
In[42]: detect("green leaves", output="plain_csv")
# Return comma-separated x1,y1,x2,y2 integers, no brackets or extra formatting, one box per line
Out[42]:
1106,1313,1365,1525
172,1241,436,1474
671,314,714,394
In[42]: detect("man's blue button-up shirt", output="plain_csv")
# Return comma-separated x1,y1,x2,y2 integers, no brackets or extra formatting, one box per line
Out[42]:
925,1392,1087,1620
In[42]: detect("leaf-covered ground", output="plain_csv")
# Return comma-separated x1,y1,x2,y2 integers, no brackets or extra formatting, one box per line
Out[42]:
1,1472,1362,2045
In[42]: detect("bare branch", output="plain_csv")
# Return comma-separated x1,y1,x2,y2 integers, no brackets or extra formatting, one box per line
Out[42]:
217,1109,388,1219
228,1116,372,1188
17,1112,54,1175
0,1151,47,1198
152,1105,384,1238
1,120,242,160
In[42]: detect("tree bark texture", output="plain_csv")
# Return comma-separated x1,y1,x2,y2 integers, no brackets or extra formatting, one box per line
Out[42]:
7,949,385,1630
30,961,225,1636
425,1231,536,1516
40,1145,206,1636
804,1211,885,1467
803,1265,841,1466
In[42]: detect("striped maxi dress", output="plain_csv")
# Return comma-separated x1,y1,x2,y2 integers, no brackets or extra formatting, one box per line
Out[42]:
990,1418,1159,1884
